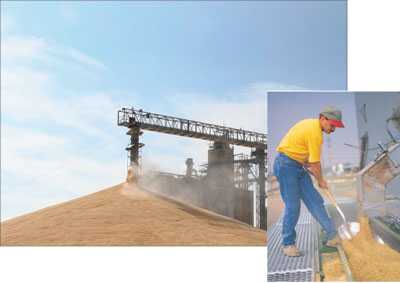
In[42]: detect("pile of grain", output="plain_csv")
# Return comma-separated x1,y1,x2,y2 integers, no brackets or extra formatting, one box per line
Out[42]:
1,183,267,246
341,216,400,281
322,253,347,282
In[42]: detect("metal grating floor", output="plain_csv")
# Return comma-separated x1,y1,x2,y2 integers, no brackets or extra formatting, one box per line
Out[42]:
268,203,319,282
268,271,313,282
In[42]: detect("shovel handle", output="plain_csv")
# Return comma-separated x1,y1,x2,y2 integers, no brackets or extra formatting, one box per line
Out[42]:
323,187,348,223
322,188,339,208
304,166,339,208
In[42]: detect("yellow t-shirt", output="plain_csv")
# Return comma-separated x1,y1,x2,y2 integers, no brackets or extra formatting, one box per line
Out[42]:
277,119,323,164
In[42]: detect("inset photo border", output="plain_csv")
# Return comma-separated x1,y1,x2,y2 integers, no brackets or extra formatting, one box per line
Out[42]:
267,91,400,282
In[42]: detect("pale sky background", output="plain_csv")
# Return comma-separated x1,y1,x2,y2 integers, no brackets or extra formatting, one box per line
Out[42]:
1,1,346,221
267,92,359,174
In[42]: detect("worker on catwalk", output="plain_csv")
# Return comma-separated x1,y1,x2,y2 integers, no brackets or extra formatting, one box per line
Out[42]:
273,106,344,257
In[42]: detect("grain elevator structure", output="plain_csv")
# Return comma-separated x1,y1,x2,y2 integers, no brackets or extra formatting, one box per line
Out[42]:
118,107,267,230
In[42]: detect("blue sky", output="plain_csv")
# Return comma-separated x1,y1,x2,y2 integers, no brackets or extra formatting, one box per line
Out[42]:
267,92,359,172
1,1,346,220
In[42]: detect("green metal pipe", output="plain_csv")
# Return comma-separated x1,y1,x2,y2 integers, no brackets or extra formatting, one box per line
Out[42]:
337,244,354,282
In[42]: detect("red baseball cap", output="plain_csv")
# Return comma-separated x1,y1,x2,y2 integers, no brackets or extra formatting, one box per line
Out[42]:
320,106,345,128
328,118,344,128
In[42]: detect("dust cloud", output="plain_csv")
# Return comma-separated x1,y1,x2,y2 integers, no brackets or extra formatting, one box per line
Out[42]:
137,166,255,226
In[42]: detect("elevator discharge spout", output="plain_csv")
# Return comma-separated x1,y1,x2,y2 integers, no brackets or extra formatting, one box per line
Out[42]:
356,142,400,217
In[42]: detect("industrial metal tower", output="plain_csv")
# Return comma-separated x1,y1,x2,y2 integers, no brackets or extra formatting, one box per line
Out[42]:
118,107,267,229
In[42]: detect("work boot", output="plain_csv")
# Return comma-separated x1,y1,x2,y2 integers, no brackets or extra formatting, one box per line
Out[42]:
326,235,342,247
283,245,301,257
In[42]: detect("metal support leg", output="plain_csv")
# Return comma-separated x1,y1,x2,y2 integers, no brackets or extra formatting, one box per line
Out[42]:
255,148,267,230
126,126,144,182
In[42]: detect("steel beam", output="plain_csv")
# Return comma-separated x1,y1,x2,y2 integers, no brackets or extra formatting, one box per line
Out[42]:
118,108,267,149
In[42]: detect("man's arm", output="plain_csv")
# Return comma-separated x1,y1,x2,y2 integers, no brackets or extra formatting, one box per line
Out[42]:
309,162,328,190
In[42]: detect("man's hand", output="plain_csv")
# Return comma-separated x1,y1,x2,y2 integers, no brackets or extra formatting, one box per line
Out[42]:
309,161,328,190
318,180,328,190
303,161,311,168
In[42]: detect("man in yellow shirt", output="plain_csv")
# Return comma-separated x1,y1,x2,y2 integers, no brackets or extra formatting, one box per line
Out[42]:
273,106,344,257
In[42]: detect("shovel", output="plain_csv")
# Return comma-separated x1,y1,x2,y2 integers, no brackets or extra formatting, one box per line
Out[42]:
320,187,360,240
304,166,360,240
304,167,385,243
323,187,386,243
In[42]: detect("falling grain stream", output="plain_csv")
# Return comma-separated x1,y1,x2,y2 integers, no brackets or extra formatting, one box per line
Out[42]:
323,216,400,281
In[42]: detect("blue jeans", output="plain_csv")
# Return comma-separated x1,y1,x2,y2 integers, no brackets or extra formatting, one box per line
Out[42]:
273,152,338,247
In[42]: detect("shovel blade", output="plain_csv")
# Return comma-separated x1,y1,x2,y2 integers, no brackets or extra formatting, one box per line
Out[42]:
338,222,360,240
337,222,385,244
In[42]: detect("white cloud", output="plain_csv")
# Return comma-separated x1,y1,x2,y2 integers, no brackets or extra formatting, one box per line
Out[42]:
2,35,108,72
2,68,115,138
160,79,304,137
2,127,72,152
1,33,125,220
1,156,126,221
1,126,74,176
133,83,271,175
1,133,127,220
1,66,53,93
164,90,267,133
1,35,113,139
65,48,108,72
1,31,297,221
1,36,52,62
139,79,303,175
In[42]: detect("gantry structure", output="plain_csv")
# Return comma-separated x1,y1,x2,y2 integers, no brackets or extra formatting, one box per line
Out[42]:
118,107,267,229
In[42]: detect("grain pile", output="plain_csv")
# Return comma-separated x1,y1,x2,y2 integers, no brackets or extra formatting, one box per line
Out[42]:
322,253,347,282
1,182,267,246
341,216,400,281
321,252,347,282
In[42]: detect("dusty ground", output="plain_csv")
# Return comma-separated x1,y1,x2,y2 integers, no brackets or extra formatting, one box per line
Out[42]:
0,183,267,246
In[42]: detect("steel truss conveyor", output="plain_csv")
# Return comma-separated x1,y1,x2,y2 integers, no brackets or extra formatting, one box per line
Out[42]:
118,108,267,149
